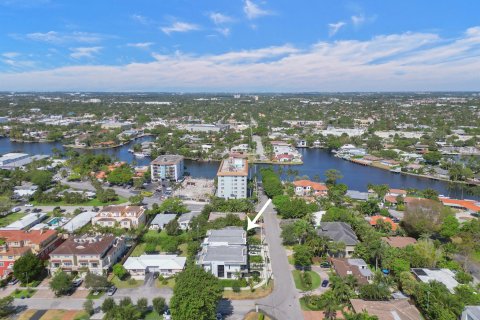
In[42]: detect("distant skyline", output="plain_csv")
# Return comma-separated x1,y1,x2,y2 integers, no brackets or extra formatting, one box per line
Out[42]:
1,0,480,92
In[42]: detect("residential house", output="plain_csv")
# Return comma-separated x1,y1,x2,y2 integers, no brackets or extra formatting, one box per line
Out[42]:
411,268,459,293
197,227,248,279
381,236,417,248
439,198,480,214
350,299,423,320
369,216,398,231
293,180,328,197
462,306,480,320
316,222,359,257
92,205,146,229
0,212,47,230
178,211,202,230
49,235,126,275
0,230,61,278
208,212,247,222
331,258,373,285
123,254,186,279
149,214,177,230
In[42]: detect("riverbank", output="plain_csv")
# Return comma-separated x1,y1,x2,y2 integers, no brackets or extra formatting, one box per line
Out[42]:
63,133,154,150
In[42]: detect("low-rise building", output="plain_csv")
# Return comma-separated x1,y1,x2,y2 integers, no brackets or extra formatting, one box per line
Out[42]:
62,211,98,233
92,205,146,229
123,254,186,279
462,306,480,320
0,212,47,230
317,222,358,257
186,123,229,133
350,299,422,320
150,155,185,182
0,230,61,278
381,236,417,248
293,180,328,197
49,235,126,275
197,227,248,279
149,214,177,230
331,258,372,285
411,268,459,293
178,211,202,230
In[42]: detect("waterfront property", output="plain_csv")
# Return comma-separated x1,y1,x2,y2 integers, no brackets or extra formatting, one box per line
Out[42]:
92,205,146,229
49,235,126,275
216,155,248,199
316,222,358,257
0,229,61,278
197,227,248,279
150,154,185,182
293,180,328,197
0,152,49,170
123,254,186,279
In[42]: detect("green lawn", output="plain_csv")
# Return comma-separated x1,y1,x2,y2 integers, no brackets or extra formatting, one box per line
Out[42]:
299,296,319,311
145,311,164,320
178,243,188,257
472,251,480,263
155,277,175,289
0,211,26,227
287,255,294,265
31,196,128,207
11,289,36,298
110,275,142,289
292,270,321,291
87,290,104,299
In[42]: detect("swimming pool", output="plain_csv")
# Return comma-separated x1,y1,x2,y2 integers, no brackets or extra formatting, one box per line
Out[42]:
47,217,61,226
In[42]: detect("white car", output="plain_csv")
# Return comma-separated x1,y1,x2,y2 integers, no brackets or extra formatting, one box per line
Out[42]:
24,204,34,207
10,207,21,213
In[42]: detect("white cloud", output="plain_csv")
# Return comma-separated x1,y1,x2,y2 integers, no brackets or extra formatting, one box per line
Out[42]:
131,14,151,25
2,52,20,58
127,42,154,49
328,22,346,37
69,47,102,59
161,22,200,35
19,31,104,44
1,27,480,91
243,0,271,20
209,12,233,25
216,28,231,37
351,15,365,27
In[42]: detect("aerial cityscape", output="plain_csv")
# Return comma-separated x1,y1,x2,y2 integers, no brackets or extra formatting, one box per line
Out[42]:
0,1,479,320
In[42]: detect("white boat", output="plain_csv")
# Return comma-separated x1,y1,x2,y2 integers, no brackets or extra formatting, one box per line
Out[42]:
127,149,134,153
133,152,146,158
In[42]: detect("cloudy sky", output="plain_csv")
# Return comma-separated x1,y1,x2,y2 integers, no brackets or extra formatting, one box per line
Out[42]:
1,0,479,92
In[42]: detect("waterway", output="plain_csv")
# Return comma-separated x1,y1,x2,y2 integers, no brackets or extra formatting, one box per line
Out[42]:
0,138,476,200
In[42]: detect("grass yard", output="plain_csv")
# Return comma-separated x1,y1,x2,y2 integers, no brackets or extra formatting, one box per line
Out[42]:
299,296,318,311
0,211,26,227
292,270,321,291
155,277,176,289
32,196,128,207
472,251,480,263
178,243,188,257
145,311,163,320
11,288,36,298
86,290,104,299
223,280,274,300
110,275,142,288
287,255,294,265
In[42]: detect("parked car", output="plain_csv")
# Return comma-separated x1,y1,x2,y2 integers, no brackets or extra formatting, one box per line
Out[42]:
321,280,329,287
106,286,117,296
320,262,331,268
163,309,171,320
24,204,33,207
72,278,83,287
10,207,21,213
8,278,19,285
32,208,42,213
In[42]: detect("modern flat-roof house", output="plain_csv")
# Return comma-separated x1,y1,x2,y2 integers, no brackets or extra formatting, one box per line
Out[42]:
124,254,186,279
216,156,248,199
150,155,184,182
92,205,146,229
411,268,459,293
0,230,61,278
149,214,177,230
0,153,49,170
62,211,98,233
186,123,229,133
197,227,248,279
317,222,359,257
49,235,126,275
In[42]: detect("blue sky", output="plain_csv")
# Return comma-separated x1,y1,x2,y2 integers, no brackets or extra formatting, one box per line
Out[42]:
1,0,480,91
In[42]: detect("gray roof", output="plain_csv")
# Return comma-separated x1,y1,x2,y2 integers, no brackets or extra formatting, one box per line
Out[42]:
205,227,246,245
346,190,369,201
178,211,201,223
151,214,176,227
317,222,359,246
464,306,480,320
201,245,247,264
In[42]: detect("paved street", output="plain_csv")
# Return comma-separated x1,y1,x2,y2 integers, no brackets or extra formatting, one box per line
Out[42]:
252,135,267,161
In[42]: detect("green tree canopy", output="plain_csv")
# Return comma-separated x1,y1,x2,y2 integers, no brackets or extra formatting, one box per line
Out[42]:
13,251,44,284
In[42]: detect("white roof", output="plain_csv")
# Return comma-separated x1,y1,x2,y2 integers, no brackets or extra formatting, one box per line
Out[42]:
62,211,97,232
412,268,459,293
124,254,186,271
1,212,47,230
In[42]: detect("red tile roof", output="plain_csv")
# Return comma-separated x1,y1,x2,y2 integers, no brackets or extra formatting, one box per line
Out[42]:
293,180,328,192
0,230,57,245
382,236,417,248
440,198,480,213
370,215,397,231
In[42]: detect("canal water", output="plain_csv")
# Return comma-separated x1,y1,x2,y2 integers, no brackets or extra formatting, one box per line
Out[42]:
0,138,476,200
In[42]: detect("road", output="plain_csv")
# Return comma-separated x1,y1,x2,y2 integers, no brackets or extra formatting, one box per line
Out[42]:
252,135,267,161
